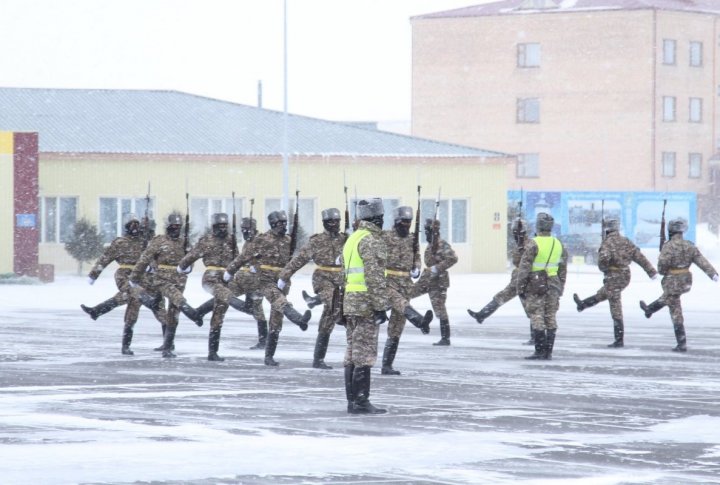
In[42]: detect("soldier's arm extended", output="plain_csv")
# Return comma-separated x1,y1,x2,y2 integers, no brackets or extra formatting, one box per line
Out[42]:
631,245,658,278
129,236,162,284
433,240,458,272
657,244,672,276
278,240,314,281
177,237,205,271
88,239,120,280
225,240,259,276
557,245,569,289
691,246,719,280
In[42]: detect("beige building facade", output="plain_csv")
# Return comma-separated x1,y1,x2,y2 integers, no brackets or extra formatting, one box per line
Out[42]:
411,1,720,212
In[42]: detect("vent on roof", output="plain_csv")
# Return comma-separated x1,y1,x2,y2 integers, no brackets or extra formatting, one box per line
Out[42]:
517,0,558,9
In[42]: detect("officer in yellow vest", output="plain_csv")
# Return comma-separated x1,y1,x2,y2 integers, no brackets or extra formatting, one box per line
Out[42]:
342,198,389,414
517,212,568,360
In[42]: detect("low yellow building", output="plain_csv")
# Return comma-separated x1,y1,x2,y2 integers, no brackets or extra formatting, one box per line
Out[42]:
0,88,512,274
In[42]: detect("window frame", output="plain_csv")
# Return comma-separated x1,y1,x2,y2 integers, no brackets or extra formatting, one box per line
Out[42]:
688,152,702,179
419,198,469,244
517,43,541,68
516,153,540,178
264,197,316,234
98,196,155,244
190,196,242,236
689,41,703,67
689,97,703,123
662,151,677,178
516,97,540,123
662,96,676,122
662,39,676,65
39,196,78,243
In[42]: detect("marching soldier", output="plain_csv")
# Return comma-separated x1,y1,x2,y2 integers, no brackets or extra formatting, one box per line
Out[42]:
278,208,346,370
409,218,458,346
517,213,568,360
178,213,247,361
639,217,718,352
342,198,388,414
573,217,657,348
468,219,534,345
225,210,311,366
130,213,204,358
81,213,150,355
380,206,433,376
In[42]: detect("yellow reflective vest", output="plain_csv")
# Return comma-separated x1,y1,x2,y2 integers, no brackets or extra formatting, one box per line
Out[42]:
343,228,370,293
532,236,563,276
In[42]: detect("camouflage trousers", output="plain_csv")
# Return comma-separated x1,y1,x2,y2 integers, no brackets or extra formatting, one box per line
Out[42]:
202,271,232,331
113,269,142,326
656,293,685,329
594,270,631,321
524,287,561,331
312,274,341,335
343,315,380,367
409,271,449,321
230,269,266,323
493,269,529,316
260,275,291,333
145,272,188,329
386,276,413,339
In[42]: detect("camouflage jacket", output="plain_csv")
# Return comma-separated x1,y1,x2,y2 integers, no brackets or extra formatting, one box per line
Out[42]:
598,232,657,277
225,238,262,275
517,236,568,295
130,234,187,284
510,246,524,268
248,230,292,284
343,220,388,316
278,230,347,283
382,230,418,274
88,235,144,280
178,233,237,271
657,234,717,295
421,238,458,288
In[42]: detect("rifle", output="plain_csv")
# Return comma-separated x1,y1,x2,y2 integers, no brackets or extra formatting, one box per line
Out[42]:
142,181,151,249
516,188,525,247
431,187,441,255
231,191,238,258
184,188,190,254
601,199,605,242
659,199,667,251
289,189,300,255
343,171,350,234
412,185,421,269
353,186,359,224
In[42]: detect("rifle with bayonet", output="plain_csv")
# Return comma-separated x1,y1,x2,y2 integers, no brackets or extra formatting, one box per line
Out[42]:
184,189,190,254
431,187,441,256
412,185,421,269
231,191,238,258
659,199,667,251
344,172,350,234
601,199,606,242
142,181,152,249
516,188,525,247
289,189,300,255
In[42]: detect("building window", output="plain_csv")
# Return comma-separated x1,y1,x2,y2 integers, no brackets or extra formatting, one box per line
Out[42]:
689,97,703,123
99,197,154,243
420,198,469,244
517,43,541,68
662,39,676,65
190,197,241,237
517,153,540,178
517,98,540,123
662,152,676,177
689,153,702,178
662,96,676,122
39,197,77,243
265,197,316,236
349,198,399,231
689,41,703,67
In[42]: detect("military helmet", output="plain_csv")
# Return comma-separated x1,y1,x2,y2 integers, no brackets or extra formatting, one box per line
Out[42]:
123,213,140,226
321,208,341,221
240,217,257,230
424,218,440,231
535,212,554,233
211,213,229,226
604,217,620,233
167,213,183,227
512,218,528,235
356,198,384,220
393,206,413,223
267,210,288,226
668,217,688,234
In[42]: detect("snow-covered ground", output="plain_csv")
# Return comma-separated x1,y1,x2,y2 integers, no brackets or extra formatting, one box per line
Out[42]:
1,228,720,484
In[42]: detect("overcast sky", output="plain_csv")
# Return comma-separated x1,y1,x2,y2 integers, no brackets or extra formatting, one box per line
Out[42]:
0,0,490,123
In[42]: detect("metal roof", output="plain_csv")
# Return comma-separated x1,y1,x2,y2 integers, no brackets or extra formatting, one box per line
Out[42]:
414,0,720,19
0,87,505,158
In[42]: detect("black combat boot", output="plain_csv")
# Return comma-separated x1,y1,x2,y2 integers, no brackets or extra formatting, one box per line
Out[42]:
312,332,332,369
608,319,624,348
433,319,451,346
282,304,311,331
574,293,599,312
381,337,401,375
639,299,665,319
138,291,161,312
525,329,546,360
350,366,386,415
228,296,253,316
404,306,433,334
302,290,323,309
523,324,535,345
161,326,177,358
249,320,268,349
344,364,355,413
672,324,687,352
180,302,204,327
80,297,120,321
264,331,280,366
196,298,215,320
544,328,556,360
121,326,134,355
467,300,500,324
208,327,225,361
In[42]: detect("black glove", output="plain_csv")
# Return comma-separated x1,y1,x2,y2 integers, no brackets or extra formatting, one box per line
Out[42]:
373,310,388,325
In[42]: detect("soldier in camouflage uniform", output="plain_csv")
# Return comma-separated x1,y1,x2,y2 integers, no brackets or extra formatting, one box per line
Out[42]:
517,213,568,360
342,198,388,414
639,218,718,352
178,213,250,361
468,219,533,344
130,214,204,358
380,206,434,376
409,218,458,346
81,213,159,355
278,208,346,370
225,210,311,366
573,218,658,348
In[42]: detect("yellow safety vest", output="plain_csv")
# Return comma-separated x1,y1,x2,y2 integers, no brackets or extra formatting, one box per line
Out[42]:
532,236,563,276
343,228,371,293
